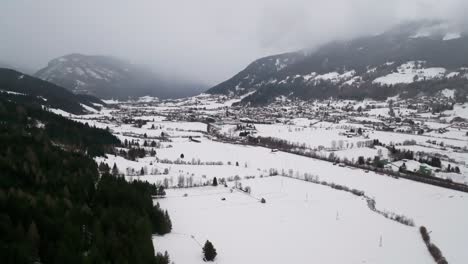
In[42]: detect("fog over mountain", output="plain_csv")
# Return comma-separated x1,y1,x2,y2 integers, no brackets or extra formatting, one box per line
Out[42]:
1,0,468,88
0,0,468,85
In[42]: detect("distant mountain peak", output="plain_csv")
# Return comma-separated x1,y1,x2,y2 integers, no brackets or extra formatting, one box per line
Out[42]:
35,54,205,99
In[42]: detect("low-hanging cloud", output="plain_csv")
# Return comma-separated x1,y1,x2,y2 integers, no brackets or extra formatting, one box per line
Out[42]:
0,0,467,86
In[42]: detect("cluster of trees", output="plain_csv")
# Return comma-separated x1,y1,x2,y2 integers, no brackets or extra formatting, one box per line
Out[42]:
123,138,161,149
301,173,365,197
235,123,256,131
418,156,442,168
388,146,415,160
123,138,140,147
236,123,257,137
0,98,172,263
446,164,461,174
118,147,148,161
420,226,448,264
430,102,454,113
172,175,227,188
122,118,147,128
158,158,223,166
143,140,161,148
233,181,252,194
366,198,415,226
255,136,309,151
356,155,386,168
177,175,195,188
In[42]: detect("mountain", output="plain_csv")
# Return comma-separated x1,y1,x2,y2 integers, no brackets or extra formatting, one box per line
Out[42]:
0,68,104,114
35,53,205,100
207,21,468,105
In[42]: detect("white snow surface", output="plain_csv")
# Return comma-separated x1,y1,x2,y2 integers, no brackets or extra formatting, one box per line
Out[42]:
441,89,456,99
154,177,430,264
74,101,468,264
373,61,446,85
443,32,461,41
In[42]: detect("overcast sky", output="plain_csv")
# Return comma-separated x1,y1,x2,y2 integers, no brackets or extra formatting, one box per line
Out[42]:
1,0,467,85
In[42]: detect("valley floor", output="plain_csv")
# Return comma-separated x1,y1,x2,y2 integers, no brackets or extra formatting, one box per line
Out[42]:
153,177,432,264
67,96,468,263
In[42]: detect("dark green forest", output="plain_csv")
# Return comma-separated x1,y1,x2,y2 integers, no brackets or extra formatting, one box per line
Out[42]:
0,96,172,263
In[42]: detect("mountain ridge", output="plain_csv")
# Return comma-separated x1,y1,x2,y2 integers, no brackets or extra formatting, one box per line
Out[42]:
206,21,468,105
0,68,104,114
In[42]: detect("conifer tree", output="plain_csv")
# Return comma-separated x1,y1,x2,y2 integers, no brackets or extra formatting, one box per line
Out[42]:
112,162,119,176
164,210,172,233
203,240,217,261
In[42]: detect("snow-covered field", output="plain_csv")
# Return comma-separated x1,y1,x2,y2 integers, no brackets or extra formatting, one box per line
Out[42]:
154,177,431,264
221,122,371,150
143,136,468,264
79,97,468,264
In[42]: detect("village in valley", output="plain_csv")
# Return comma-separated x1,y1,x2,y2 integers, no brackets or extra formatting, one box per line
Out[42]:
5,2,468,263
59,91,468,264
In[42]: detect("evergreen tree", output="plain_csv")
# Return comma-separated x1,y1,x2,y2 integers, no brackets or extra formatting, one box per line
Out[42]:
164,210,172,233
155,251,170,264
357,156,365,165
98,162,110,173
158,186,166,196
212,177,218,186
203,240,217,261
399,162,407,172
112,162,119,176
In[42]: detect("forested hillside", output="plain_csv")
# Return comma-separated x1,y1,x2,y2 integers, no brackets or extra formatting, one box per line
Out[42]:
0,97,172,264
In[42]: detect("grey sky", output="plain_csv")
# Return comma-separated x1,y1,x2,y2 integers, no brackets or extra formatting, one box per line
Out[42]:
1,0,467,85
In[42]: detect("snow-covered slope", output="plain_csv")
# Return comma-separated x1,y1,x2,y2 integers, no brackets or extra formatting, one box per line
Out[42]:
207,21,468,105
373,61,446,85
